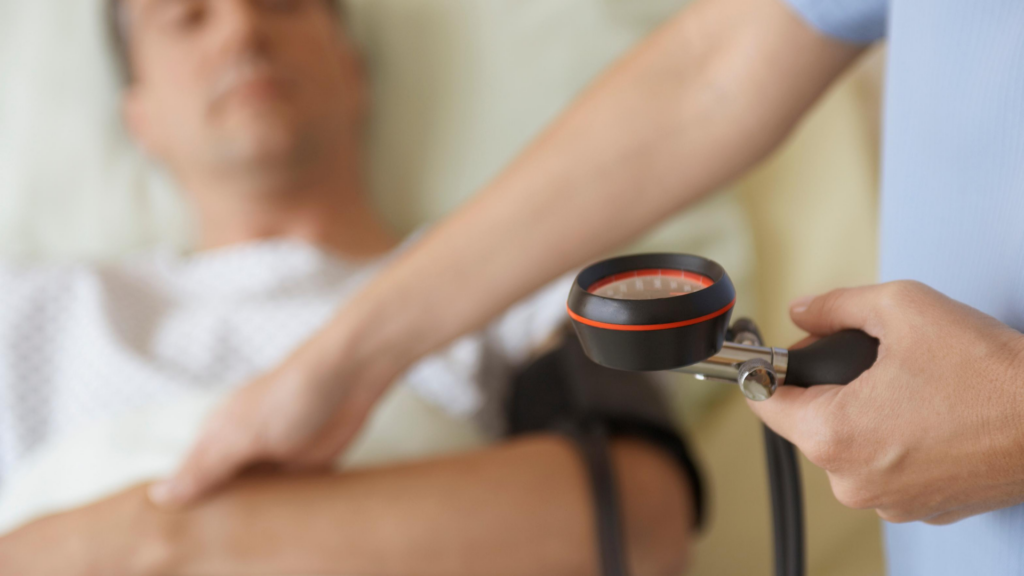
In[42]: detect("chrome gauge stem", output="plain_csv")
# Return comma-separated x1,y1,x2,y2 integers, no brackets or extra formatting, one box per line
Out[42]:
675,341,789,401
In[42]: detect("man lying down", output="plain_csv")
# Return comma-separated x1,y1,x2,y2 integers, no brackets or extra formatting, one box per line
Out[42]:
0,1,704,574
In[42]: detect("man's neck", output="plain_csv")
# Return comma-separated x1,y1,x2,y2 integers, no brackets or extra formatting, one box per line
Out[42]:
184,150,400,260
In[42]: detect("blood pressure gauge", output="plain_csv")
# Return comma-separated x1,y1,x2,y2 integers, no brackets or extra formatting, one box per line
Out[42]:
567,253,878,400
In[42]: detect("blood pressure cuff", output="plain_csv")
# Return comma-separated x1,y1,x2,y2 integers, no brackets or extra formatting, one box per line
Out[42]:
506,332,705,576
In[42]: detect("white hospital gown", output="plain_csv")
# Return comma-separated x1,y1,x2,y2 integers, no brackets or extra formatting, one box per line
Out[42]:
0,237,573,489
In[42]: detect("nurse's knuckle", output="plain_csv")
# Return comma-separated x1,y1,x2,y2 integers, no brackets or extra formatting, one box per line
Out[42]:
804,422,852,471
817,289,848,322
264,432,298,458
923,513,962,526
878,280,926,310
876,507,921,524
832,482,878,510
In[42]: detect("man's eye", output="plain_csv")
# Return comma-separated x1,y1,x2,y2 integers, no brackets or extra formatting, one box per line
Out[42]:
159,2,206,32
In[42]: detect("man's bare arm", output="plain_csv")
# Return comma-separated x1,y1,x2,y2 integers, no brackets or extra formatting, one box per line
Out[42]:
1,437,693,576
161,0,866,505
170,437,692,576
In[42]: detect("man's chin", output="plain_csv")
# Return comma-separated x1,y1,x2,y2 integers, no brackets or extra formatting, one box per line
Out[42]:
215,122,310,169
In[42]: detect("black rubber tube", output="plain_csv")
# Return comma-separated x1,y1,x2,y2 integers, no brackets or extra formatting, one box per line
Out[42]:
764,427,804,576
730,319,805,576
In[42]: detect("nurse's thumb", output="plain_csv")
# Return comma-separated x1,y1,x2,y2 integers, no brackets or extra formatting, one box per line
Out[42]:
789,286,877,337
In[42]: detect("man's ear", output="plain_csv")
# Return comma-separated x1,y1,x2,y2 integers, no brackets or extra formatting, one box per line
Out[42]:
122,88,158,157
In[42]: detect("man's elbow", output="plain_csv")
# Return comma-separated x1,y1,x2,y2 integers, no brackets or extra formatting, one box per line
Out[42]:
612,438,695,576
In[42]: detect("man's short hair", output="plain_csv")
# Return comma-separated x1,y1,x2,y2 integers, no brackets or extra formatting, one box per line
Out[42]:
107,0,345,85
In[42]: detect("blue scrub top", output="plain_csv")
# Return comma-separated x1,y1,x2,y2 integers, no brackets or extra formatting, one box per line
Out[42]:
780,0,1024,574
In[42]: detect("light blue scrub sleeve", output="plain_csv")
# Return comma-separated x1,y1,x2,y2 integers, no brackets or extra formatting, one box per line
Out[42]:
780,0,889,44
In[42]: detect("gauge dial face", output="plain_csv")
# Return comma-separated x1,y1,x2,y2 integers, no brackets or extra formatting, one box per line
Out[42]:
587,269,713,301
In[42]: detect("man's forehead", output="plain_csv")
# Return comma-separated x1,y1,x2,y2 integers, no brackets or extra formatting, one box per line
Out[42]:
121,0,344,24
121,0,179,18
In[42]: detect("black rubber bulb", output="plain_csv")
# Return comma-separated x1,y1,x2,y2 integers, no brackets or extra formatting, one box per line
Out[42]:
785,330,879,387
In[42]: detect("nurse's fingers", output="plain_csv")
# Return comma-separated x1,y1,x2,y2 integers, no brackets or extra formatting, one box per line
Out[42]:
916,504,980,526
789,285,884,338
149,415,257,508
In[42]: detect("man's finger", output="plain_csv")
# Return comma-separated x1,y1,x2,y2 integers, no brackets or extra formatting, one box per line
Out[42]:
148,425,255,508
789,285,882,337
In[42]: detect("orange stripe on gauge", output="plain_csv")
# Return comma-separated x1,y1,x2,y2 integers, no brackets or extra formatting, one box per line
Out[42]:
566,298,736,332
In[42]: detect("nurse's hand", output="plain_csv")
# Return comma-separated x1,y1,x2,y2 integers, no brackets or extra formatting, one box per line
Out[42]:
148,321,402,508
748,281,1024,525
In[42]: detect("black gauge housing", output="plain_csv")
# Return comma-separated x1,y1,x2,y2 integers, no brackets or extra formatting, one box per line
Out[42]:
567,254,736,371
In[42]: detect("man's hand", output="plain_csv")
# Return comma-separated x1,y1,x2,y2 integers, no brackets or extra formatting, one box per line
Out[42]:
0,486,175,576
749,281,1024,525
149,332,400,508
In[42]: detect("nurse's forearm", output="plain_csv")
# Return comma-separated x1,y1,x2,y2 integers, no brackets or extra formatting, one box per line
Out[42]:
168,436,693,576
328,0,864,372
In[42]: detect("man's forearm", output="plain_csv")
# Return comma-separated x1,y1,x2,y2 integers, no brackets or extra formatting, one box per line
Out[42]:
329,0,864,374
164,436,693,576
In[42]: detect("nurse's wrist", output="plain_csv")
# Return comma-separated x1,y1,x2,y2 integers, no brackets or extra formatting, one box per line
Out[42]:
1006,333,1024,455
316,297,423,388
973,328,1024,499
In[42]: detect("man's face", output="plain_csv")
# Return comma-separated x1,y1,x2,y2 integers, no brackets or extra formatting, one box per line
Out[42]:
123,0,364,177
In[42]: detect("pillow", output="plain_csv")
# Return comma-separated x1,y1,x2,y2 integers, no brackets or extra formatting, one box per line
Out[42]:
0,0,192,261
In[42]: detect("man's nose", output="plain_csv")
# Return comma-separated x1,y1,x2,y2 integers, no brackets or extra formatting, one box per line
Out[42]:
216,0,272,57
